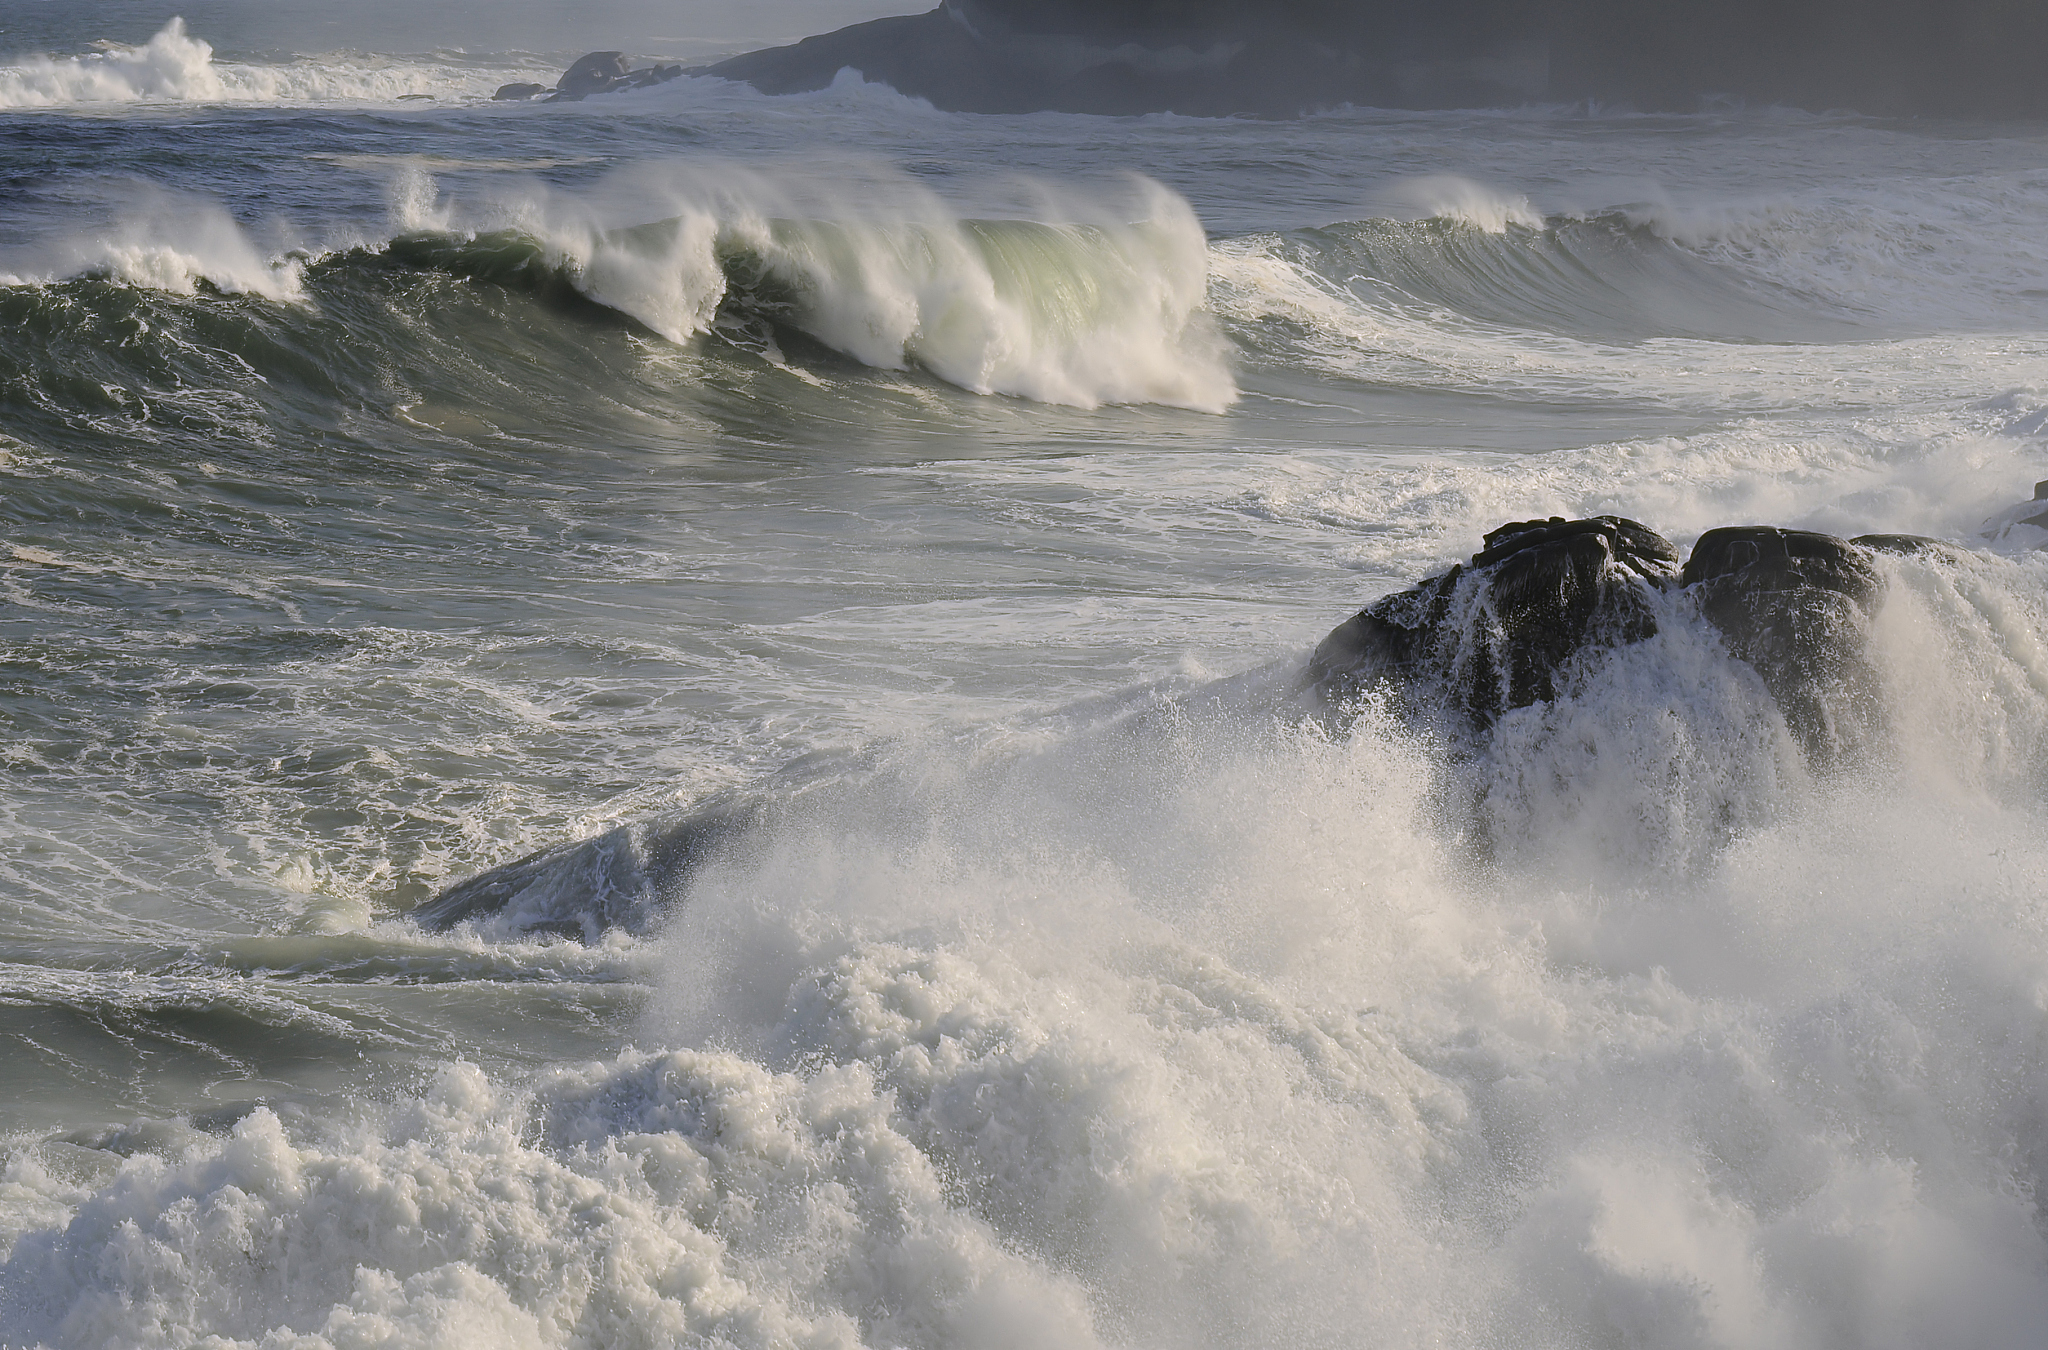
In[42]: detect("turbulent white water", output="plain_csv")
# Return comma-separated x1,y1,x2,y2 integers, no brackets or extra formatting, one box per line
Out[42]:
4,15,2048,1350
8,542,2048,1348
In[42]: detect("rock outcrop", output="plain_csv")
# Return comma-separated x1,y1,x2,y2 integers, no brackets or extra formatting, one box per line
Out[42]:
1979,480,2048,549
694,0,2048,119
417,514,1934,943
1305,515,1679,727
1682,527,1884,753
1305,517,1888,758
493,51,685,103
410,798,759,940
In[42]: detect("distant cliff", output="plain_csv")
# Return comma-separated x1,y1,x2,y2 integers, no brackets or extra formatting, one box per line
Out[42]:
700,0,2048,118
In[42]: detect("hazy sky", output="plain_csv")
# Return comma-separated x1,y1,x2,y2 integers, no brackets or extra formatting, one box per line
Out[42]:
1,1,936,60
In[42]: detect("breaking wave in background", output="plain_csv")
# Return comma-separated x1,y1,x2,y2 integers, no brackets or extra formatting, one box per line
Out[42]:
0,18,535,109
0,164,1231,410
7,158,2048,417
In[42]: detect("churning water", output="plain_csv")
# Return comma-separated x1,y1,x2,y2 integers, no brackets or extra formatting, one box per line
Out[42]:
3,15,2048,1349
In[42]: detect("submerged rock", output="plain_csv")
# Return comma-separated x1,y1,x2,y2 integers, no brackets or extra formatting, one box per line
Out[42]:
411,799,758,940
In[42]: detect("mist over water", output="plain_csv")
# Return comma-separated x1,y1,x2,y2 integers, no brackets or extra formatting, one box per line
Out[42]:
3,10,2048,1350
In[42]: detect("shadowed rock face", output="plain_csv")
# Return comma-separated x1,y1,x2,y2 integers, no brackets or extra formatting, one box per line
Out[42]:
699,2,1549,116
1307,518,1887,760
1306,516,1680,727
409,799,758,941
697,0,2048,118
1684,526,1884,754
494,51,686,102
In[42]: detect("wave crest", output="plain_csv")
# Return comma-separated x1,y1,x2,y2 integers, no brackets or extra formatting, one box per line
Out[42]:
401,166,1235,411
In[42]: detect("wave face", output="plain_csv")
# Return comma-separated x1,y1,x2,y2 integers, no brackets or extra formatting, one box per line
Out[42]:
0,19,534,108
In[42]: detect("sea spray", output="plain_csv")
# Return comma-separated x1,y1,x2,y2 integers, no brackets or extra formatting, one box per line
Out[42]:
8,546,2048,1347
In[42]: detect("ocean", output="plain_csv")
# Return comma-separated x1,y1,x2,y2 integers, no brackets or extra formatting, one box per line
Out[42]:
3,12,2048,1348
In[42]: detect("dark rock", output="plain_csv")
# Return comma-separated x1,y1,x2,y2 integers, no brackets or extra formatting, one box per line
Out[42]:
547,52,689,101
698,5,1546,117
1306,515,1679,726
1307,516,1893,760
557,51,633,98
493,82,551,101
412,799,757,942
1680,527,1883,759
1977,485,2048,546
696,0,2048,119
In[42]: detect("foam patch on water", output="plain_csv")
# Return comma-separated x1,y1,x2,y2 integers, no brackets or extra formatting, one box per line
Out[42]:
0,20,534,109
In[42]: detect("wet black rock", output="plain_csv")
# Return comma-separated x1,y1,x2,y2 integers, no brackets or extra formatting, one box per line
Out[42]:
411,799,757,941
1851,533,1957,556
492,82,550,101
540,52,687,102
1306,515,1680,726
1683,526,1883,756
1307,516,1889,759
558,51,633,97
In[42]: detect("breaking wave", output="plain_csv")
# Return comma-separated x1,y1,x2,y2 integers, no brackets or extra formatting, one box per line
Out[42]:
0,18,533,109
0,165,1233,412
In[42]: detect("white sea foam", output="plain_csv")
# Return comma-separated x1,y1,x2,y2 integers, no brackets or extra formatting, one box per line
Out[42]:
6,548,2048,1346
0,19,532,109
